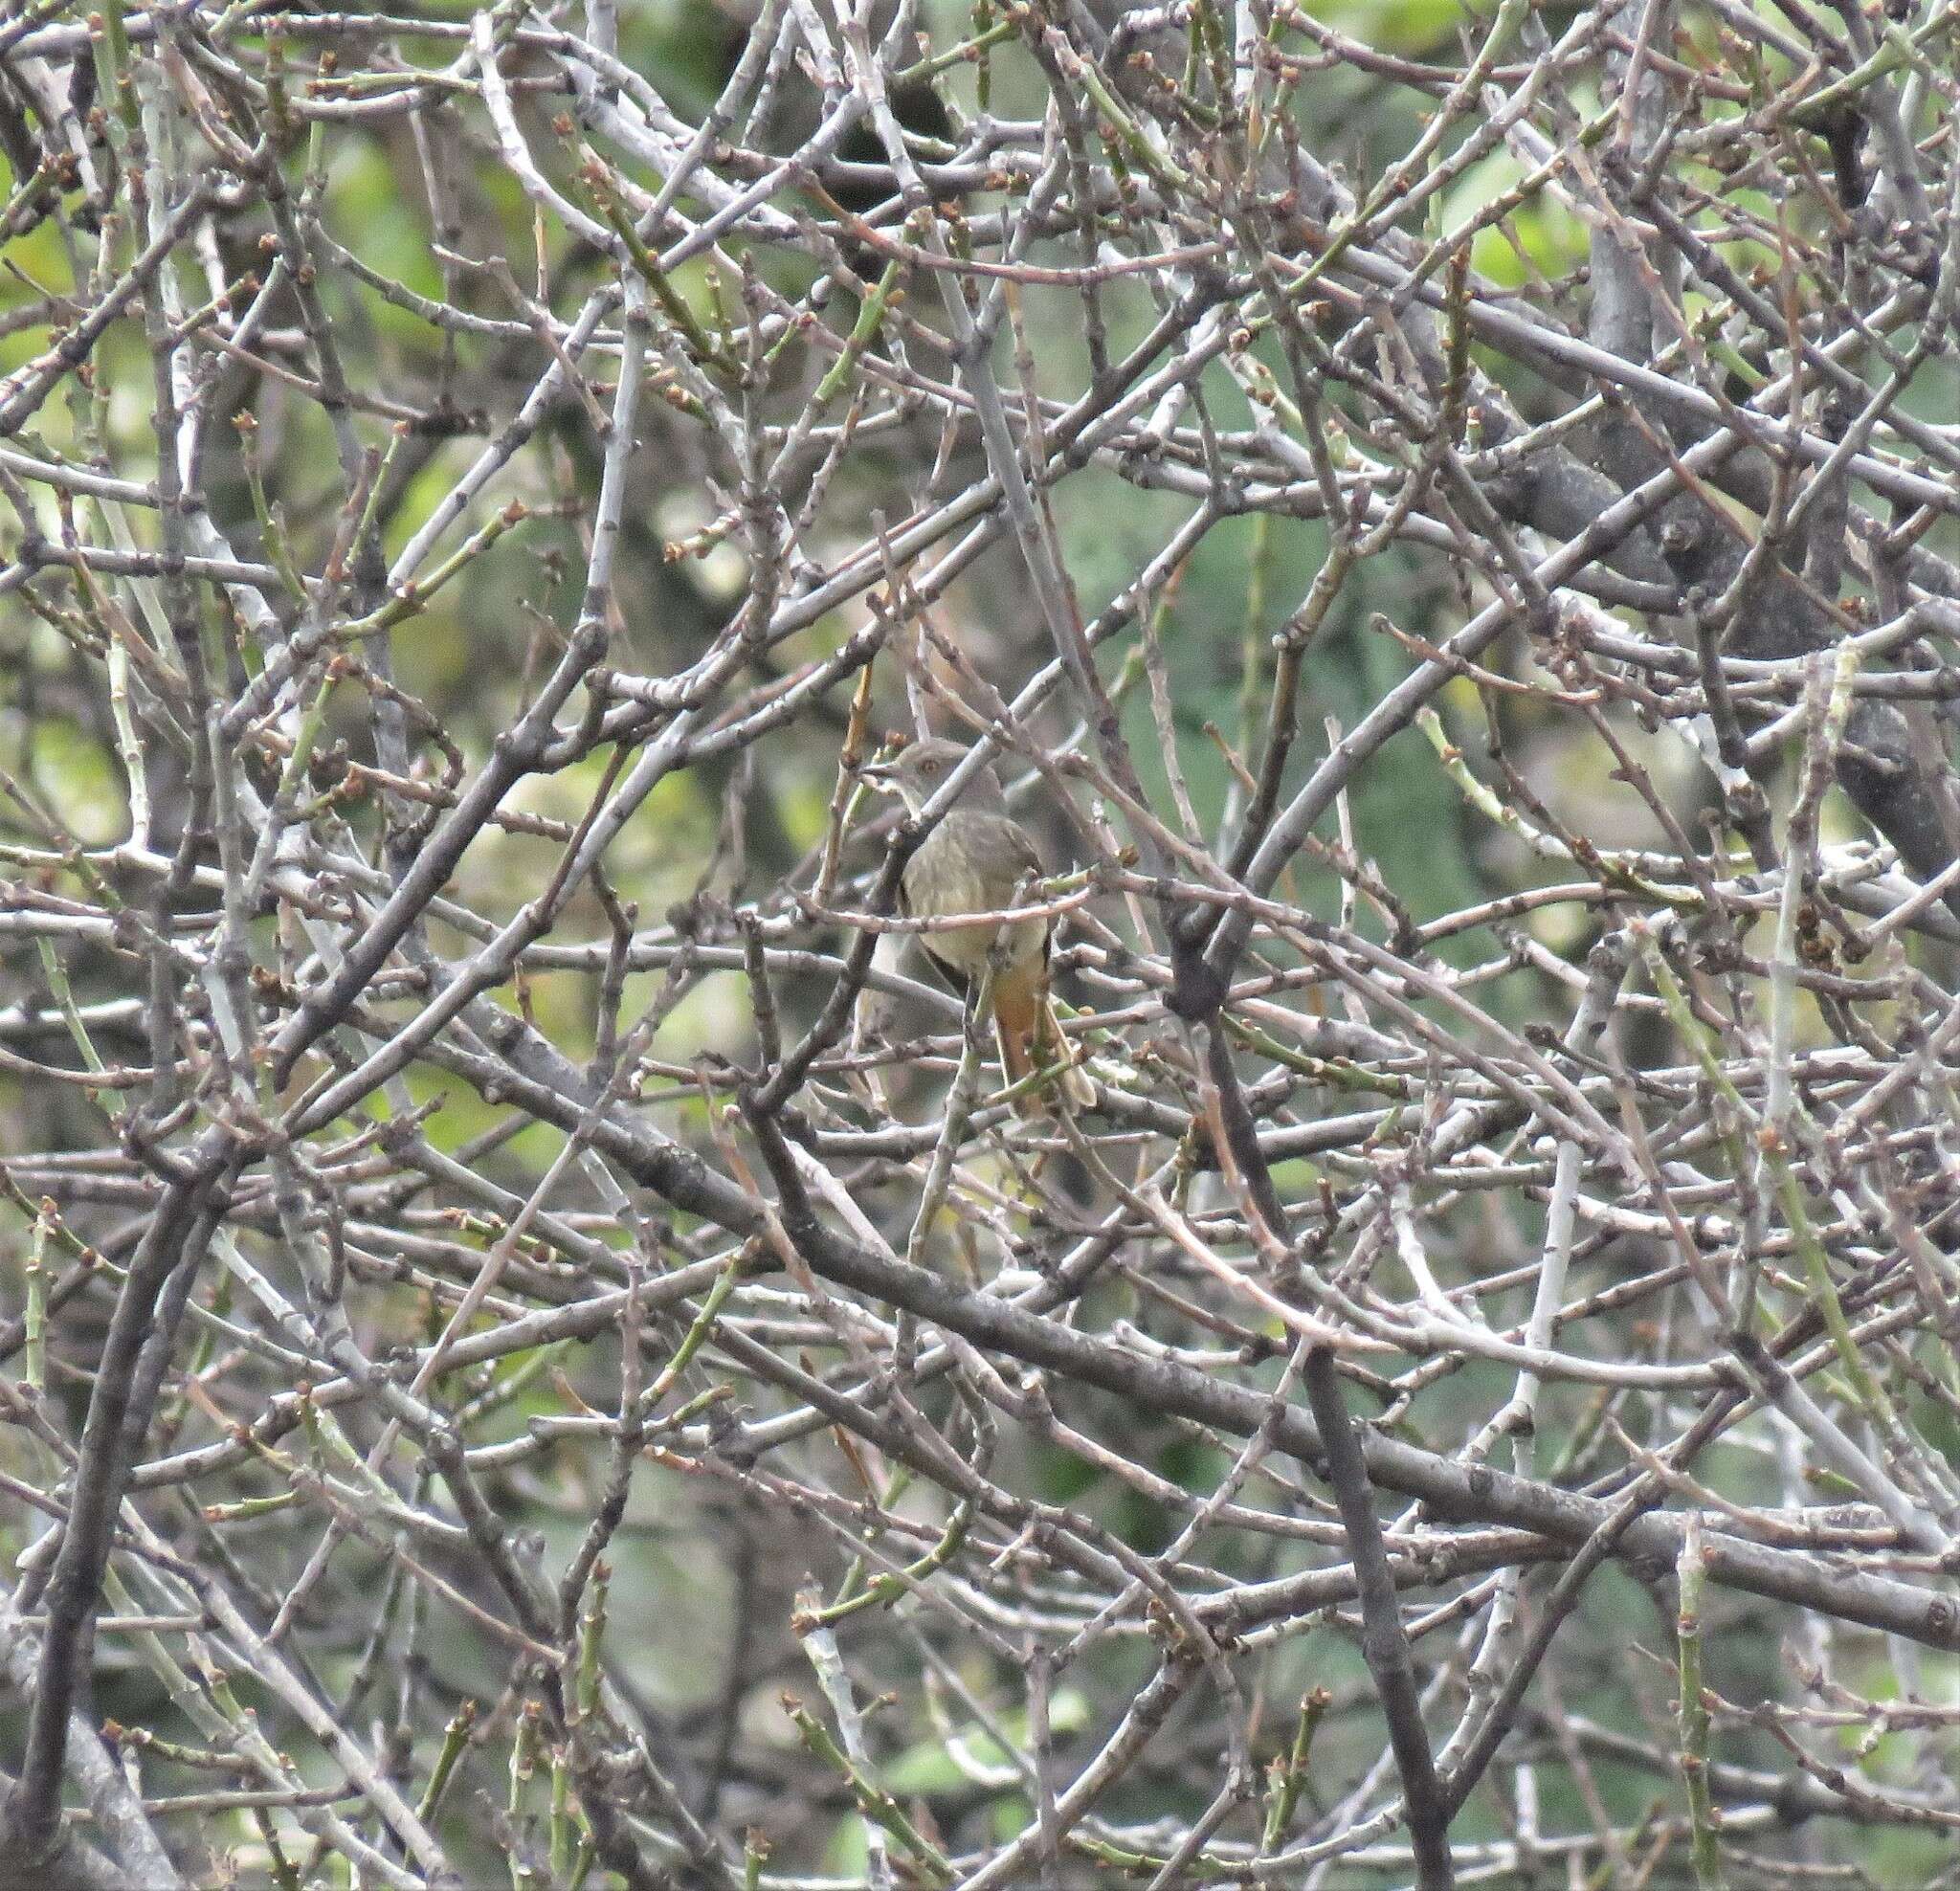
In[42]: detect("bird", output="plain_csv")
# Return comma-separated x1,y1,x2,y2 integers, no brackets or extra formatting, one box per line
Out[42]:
858,737,1094,1116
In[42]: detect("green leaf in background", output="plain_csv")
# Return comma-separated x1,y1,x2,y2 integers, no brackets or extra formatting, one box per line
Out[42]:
882,1689,1091,1795
1305,0,1469,57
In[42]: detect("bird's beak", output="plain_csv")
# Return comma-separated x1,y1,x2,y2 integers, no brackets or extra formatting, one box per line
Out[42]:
855,758,899,790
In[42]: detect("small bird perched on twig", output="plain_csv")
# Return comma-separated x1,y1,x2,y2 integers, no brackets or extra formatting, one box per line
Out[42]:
858,738,1094,1117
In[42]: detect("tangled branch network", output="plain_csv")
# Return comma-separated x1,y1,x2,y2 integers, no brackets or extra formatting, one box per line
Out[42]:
3,0,1960,1884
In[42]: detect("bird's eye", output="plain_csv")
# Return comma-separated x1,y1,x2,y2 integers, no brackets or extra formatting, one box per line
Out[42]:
919,759,941,775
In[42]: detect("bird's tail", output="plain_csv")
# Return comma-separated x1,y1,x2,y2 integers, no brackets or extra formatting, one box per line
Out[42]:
991,966,1094,1117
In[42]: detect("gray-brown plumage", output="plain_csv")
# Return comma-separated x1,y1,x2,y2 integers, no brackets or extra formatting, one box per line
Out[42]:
860,739,1092,1114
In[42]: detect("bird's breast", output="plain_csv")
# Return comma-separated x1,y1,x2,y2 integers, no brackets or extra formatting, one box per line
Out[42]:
903,825,1046,975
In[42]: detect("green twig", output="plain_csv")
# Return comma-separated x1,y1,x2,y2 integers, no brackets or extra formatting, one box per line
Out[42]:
1676,1520,1723,1890
1259,1686,1331,1854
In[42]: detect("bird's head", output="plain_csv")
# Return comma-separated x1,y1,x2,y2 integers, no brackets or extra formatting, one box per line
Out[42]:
857,737,993,815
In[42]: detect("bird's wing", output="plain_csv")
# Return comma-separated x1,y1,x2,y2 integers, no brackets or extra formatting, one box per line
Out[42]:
959,812,1046,902
959,812,1053,971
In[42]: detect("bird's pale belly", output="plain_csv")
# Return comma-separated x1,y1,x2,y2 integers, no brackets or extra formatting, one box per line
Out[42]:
903,833,1046,977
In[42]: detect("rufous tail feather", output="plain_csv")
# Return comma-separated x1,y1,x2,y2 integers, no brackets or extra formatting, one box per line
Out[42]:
991,966,1093,1116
